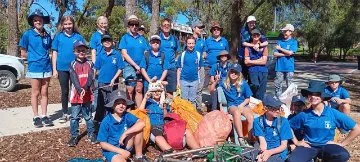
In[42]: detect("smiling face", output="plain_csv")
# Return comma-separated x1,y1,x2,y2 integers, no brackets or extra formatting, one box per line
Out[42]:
97,17,108,31
32,16,44,30
251,33,260,42
211,27,221,37
220,55,229,62
63,19,74,33
161,20,171,33
282,30,292,39
113,99,127,114
307,92,323,105
328,81,340,90
128,21,139,34
74,46,88,59
229,70,240,80
265,107,281,118
247,21,256,30
151,90,162,100
150,39,160,51
186,38,195,51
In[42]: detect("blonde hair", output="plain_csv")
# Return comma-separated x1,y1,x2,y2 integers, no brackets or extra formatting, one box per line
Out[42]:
57,16,80,33
224,71,243,93
97,16,108,25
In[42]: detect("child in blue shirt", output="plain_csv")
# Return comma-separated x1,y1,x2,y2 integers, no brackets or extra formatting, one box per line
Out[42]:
94,34,125,124
274,24,298,98
253,94,293,162
97,91,148,162
210,63,254,146
19,11,53,128
177,35,203,108
287,80,360,162
324,74,351,115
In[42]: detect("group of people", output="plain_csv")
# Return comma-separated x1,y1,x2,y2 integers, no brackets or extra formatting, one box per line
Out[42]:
18,9,360,162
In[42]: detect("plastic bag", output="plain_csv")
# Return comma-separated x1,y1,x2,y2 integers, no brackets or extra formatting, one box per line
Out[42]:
279,83,298,118
170,96,202,133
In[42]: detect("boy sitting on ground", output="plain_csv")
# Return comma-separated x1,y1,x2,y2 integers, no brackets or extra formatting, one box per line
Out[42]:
324,74,351,115
97,91,148,162
253,94,293,162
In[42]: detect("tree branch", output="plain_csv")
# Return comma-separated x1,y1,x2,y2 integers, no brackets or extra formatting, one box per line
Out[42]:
77,0,90,26
242,0,266,24
104,0,115,17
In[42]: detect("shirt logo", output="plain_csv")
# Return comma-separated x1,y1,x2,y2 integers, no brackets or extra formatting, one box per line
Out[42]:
170,42,174,47
112,57,117,64
139,40,143,44
286,45,290,50
220,43,223,47
273,129,278,136
325,121,331,129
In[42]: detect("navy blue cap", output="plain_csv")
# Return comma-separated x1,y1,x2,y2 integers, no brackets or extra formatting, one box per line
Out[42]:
101,34,113,42
263,94,283,109
292,95,306,103
73,40,89,49
27,10,50,26
229,63,242,73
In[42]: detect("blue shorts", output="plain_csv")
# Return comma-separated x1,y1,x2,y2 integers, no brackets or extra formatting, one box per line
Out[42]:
26,71,52,79
103,146,133,161
123,64,142,87
166,69,177,92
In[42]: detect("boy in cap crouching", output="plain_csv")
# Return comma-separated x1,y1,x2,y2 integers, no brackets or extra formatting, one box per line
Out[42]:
97,91,148,162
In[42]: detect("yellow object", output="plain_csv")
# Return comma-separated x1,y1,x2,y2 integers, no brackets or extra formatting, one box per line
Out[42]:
249,97,285,116
129,109,151,144
170,96,203,133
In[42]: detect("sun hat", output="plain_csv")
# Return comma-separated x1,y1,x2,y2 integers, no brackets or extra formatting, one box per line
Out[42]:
105,90,134,108
210,22,223,31
216,50,231,60
127,15,139,22
300,80,331,100
148,81,164,92
280,24,295,32
27,10,50,26
326,74,344,84
246,16,256,23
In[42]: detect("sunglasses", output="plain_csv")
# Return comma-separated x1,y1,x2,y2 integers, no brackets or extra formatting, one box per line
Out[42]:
252,33,260,37
128,23,139,27
75,49,87,53
212,28,221,31
150,40,160,44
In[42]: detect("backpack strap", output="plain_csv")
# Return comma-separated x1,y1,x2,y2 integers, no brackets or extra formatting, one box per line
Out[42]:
180,51,186,68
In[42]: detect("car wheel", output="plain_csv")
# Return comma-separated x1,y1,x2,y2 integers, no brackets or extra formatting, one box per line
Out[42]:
0,70,16,92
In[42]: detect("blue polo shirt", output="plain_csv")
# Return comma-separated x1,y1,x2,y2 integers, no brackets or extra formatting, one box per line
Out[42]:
176,50,203,82
205,36,229,67
209,62,231,80
51,32,85,71
94,49,125,83
118,32,149,66
324,86,350,108
245,47,268,72
195,37,207,55
159,32,180,70
289,106,356,146
89,30,104,55
219,80,252,107
97,113,138,148
145,99,164,126
253,115,293,160
19,28,52,73
274,38,298,72
238,27,267,59
143,51,170,80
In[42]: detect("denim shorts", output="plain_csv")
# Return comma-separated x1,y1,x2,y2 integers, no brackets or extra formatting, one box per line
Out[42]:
166,69,177,92
123,64,142,87
26,71,52,79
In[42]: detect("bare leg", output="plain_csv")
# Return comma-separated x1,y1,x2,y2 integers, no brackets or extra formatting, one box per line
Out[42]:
111,154,127,162
155,136,172,151
133,131,144,158
185,129,200,149
126,86,134,101
30,79,41,117
241,108,254,137
339,103,351,115
135,82,143,107
40,78,50,116
229,107,244,137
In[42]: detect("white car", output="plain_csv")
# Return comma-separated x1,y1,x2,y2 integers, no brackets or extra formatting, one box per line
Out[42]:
0,54,25,92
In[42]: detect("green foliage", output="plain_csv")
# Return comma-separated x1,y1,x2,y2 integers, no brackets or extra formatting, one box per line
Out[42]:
0,22,8,53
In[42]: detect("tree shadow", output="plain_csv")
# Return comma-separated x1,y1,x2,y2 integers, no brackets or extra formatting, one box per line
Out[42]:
12,83,31,91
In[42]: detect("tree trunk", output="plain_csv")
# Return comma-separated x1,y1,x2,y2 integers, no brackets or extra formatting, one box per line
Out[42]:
104,0,115,17
230,0,244,60
149,0,160,36
7,0,19,56
125,0,136,24
57,0,68,24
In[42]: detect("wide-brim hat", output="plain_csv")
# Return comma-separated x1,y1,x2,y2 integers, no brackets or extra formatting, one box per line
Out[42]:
217,50,231,60
326,74,344,84
300,80,331,100
210,22,223,31
148,81,164,92
27,10,50,26
127,15,140,23
105,90,134,108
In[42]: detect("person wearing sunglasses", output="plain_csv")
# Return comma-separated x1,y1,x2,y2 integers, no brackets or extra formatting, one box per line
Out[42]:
138,25,145,36
118,15,150,107
205,21,229,111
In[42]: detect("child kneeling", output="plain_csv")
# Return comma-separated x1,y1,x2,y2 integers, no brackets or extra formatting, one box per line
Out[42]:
97,91,148,162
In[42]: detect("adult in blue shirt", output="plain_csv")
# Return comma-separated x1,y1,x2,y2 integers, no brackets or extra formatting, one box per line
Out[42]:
287,81,360,162
19,11,54,128
253,94,293,162
274,24,298,97
119,15,149,107
177,36,203,107
52,16,85,123
244,29,269,100
324,74,351,115
159,18,181,98
239,16,268,81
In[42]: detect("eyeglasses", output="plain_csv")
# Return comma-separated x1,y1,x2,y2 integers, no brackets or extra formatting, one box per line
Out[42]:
75,49,87,53
128,23,139,27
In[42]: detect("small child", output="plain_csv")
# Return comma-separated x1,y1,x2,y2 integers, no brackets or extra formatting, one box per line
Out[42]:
68,40,96,147
324,74,351,115
253,94,293,162
97,91,148,162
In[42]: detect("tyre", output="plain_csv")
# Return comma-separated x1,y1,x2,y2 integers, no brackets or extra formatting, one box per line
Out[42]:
0,70,16,92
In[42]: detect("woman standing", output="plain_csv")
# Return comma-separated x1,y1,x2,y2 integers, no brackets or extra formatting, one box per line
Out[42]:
52,16,85,123
19,11,53,128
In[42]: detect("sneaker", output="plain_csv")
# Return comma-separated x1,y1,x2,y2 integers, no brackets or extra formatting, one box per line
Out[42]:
33,117,43,128
42,116,54,127
59,114,68,123
133,156,149,162
239,137,251,147
68,136,79,147
88,134,98,144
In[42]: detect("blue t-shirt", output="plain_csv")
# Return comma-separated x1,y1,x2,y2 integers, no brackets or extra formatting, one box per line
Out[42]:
97,113,138,149
94,49,125,83
274,38,298,72
118,32,149,66
143,51,170,80
324,86,350,109
219,80,252,107
145,99,164,126
209,62,231,81
159,32,180,70
238,27,267,59
51,32,85,71
176,50,203,82
19,28,52,73
253,116,293,160
205,36,229,67
289,106,356,146
245,47,268,72
89,30,104,55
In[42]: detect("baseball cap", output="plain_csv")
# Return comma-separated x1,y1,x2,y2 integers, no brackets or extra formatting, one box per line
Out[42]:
280,24,295,32
73,40,89,49
229,63,242,73
101,34,113,42
150,35,161,42
263,94,283,109
251,29,261,35
192,21,205,29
